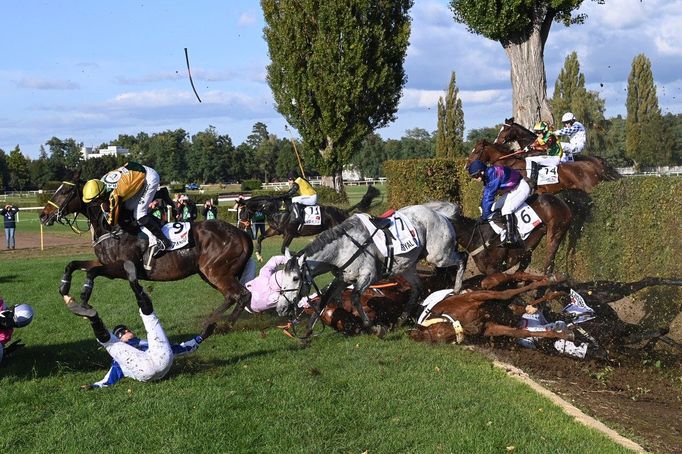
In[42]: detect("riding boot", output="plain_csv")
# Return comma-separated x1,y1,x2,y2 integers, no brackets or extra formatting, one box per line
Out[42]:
290,203,302,230
139,214,172,256
529,162,540,189
503,214,522,248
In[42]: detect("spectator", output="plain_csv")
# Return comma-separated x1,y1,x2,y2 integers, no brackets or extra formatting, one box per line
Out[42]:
233,195,251,236
176,195,197,222
149,199,167,223
202,199,218,220
1,204,19,250
251,209,266,239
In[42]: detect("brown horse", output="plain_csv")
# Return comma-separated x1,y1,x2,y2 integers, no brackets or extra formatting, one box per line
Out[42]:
39,173,253,339
491,117,620,190
467,140,604,194
238,185,380,260
426,199,572,275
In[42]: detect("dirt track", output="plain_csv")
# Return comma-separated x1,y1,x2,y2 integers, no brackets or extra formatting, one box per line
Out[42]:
4,233,681,453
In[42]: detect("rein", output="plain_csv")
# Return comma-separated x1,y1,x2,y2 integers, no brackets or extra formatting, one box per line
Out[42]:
48,181,90,234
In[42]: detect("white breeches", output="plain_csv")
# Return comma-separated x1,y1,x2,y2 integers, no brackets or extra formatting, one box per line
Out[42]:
292,194,317,206
560,141,585,161
492,180,531,215
526,156,561,173
124,166,160,221
101,311,173,382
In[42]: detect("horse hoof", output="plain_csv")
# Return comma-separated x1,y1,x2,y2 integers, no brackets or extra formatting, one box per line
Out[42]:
372,325,387,339
63,295,98,319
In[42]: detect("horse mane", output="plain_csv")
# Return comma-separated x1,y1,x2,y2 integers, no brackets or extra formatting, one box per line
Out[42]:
303,216,362,257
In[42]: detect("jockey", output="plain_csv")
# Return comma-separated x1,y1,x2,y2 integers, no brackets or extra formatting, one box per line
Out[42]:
553,112,586,162
0,298,33,365
285,171,317,228
524,121,563,188
82,162,172,256
468,160,531,248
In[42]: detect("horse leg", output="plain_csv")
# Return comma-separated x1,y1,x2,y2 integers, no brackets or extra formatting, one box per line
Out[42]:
483,323,572,341
255,227,278,262
348,287,386,337
122,260,155,314
59,259,102,296
398,269,424,325
302,278,347,339
280,232,294,256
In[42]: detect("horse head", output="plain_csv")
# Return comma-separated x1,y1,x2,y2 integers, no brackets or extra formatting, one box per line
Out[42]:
39,172,85,227
275,252,312,317
466,140,491,168
494,118,535,148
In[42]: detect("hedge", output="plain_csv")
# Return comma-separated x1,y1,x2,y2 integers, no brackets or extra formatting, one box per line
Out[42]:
384,159,462,208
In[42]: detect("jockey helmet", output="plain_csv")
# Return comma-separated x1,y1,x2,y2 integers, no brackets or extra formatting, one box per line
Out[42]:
533,121,549,133
13,303,33,328
468,160,487,177
113,324,130,339
561,112,576,123
82,179,106,203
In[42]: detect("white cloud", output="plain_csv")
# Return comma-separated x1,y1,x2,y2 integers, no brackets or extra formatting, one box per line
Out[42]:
238,12,256,27
16,77,79,90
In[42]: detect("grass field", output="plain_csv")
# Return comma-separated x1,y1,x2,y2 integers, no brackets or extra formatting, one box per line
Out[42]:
0,230,634,454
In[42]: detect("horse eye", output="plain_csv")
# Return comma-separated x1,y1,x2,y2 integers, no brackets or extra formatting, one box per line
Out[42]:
292,276,300,282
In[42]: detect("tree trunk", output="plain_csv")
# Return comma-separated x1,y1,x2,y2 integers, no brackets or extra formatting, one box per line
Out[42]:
320,170,346,195
502,11,554,128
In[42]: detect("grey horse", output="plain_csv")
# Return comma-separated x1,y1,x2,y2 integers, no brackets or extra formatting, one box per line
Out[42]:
275,203,466,338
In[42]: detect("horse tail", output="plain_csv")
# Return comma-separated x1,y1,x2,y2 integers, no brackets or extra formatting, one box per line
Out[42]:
239,257,258,285
348,185,381,213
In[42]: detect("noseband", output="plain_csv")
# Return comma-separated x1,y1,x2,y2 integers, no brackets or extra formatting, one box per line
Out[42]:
47,181,88,234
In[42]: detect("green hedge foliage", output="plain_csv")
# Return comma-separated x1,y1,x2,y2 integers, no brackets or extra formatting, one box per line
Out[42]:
241,179,262,191
384,159,462,208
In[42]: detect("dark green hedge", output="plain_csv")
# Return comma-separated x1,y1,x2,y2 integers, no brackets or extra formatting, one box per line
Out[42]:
241,179,262,191
384,159,462,208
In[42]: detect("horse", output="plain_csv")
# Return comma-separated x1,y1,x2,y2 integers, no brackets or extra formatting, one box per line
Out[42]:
274,203,466,339
467,139,606,194
238,185,381,261
492,117,621,187
38,173,254,339
424,198,572,275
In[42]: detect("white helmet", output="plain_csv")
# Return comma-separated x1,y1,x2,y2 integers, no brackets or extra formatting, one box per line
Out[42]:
13,304,33,328
561,112,576,123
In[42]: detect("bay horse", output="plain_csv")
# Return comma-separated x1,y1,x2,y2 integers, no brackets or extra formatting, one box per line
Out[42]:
425,199,572,275
467,140,604,194
238,185,381,261
39,173,253,339
491,117,620,189
275,203,466,339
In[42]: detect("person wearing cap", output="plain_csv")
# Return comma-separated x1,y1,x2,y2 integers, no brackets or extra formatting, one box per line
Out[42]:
1,204,19,250
553,112,586,162
0,298,33,365
285,171,317,229
67,292,202,389
81,162,172,257
467,160,530,248
524,121,563,188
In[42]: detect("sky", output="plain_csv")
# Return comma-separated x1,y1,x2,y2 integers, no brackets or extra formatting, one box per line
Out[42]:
1,0,681,159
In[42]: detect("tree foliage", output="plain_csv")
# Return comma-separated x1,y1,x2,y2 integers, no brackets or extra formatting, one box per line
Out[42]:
262,0,413,184
551,51,606,154
436,71,465,158
625,54,668,166
450,0,595,127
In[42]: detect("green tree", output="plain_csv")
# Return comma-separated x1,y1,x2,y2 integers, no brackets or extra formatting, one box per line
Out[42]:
436,71,465,158
0,149,8,190
6,145,31,190
399,128,436,160
351,133,387,178
262,0,412,191
551,51,606,154
625,54,667,166
464,126,500,151
30,145,52,188
450,1,598,127
601,115,629,166
147,129,189,183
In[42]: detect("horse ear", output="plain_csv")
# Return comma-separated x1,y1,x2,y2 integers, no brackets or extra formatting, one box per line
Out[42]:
507,117,514,124
73,168,82,181
284,248,292,260
297,253,306,267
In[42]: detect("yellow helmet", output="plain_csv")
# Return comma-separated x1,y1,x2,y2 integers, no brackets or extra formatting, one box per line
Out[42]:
533,121,549,133
82,179,106,203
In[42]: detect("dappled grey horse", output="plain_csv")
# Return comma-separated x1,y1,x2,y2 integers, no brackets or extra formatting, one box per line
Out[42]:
275,203,465,339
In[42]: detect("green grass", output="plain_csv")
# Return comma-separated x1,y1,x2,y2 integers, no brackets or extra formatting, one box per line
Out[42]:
0,226,630,453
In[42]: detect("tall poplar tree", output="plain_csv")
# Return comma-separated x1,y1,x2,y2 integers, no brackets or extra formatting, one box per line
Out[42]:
625,53,666,166
450,1,601,128
435,71,465,158
262,0,412,191
551,51,606,154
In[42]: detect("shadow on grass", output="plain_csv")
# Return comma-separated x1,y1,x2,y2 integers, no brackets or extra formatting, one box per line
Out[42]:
0,274,22,284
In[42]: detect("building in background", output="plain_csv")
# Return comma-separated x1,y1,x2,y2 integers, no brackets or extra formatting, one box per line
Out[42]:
81,145,130,160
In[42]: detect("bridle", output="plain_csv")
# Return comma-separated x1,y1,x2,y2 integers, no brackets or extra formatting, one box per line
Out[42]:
275,257,325,338
46,181,89,234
